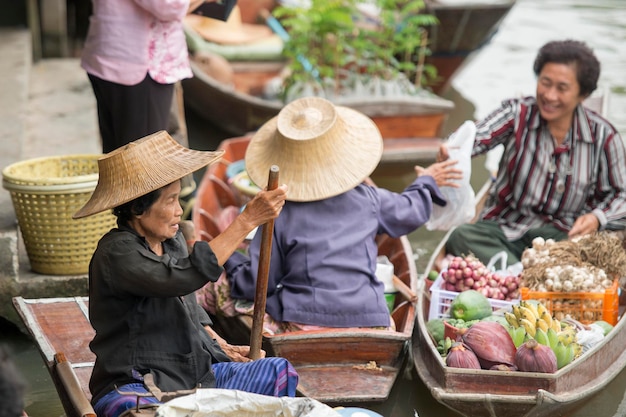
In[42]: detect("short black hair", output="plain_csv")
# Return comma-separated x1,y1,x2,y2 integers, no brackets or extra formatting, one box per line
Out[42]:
113,187,163,223
533,39,600,98
0,345,26,417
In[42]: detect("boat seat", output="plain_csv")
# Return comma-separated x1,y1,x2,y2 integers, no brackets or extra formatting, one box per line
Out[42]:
195,206,241,243
196,209,221,242
210,174,240,207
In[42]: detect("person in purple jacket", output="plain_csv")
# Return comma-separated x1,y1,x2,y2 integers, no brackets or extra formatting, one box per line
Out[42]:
225,97,461,331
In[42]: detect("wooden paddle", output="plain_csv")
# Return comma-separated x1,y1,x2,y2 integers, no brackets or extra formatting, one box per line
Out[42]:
249,165,280,360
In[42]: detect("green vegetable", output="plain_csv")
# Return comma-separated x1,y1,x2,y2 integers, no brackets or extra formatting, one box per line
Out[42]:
450,290,493,321
427,270,439,281
427,318,445,343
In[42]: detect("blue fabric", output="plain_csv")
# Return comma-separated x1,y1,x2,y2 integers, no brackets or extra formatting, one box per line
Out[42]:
93,383,159,417
212,357,298,397
92,358,298,417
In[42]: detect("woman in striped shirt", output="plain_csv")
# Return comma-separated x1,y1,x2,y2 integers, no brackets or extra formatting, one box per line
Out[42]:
441,39,626,266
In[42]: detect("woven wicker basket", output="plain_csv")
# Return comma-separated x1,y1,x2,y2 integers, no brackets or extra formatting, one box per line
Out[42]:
2,154,116,275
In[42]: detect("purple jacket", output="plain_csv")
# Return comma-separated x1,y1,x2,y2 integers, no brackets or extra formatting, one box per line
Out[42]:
225,177,445,328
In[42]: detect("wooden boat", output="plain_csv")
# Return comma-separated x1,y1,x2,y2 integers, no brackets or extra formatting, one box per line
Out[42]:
13,296,98,417
412,182,626,416
12,297,354,417
182,24,454,165
424,0,517,93
412,93,625,417
191,135,419,404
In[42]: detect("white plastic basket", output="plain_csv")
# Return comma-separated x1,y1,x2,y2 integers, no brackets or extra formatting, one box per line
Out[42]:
428,274,518,321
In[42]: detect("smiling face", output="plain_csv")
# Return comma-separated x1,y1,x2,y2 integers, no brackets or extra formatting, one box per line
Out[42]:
536,62,585,129
130,181,183,251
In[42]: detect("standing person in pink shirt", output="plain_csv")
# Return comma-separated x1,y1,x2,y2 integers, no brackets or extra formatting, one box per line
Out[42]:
81,0,209,153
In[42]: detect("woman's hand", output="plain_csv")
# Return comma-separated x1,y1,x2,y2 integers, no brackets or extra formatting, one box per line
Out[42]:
219,342,267,362
415,159,462,188
238,184,288,229
568,213,599,239
205,326,266,362
207,184,288,264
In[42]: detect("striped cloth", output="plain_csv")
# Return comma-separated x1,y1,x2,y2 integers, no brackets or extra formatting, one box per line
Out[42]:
93,357,298,417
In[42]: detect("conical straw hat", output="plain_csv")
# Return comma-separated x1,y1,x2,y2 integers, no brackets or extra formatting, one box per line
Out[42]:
185,5,274,45
245,97,383,202
73,131,224,218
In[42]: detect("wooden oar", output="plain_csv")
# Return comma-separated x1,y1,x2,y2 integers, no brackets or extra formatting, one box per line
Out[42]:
249,165,280,360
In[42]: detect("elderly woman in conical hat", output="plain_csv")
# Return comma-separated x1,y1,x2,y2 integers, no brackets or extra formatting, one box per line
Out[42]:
225,97,461,332
73,131,296,417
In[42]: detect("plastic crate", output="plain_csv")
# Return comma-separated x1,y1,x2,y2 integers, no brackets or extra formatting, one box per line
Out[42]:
428,274,518,321
520,279,619,325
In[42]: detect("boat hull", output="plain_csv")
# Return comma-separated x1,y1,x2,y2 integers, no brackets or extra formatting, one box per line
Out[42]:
182,57,454,165
424,0,517,93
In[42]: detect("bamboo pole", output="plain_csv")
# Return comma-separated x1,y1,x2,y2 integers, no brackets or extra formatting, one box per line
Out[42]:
249,165,280,359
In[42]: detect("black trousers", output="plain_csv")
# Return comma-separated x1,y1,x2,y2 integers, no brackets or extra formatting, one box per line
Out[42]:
88,73,174,153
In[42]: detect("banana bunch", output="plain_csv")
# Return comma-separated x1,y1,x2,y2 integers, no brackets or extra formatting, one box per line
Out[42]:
504,300,560,337
505,300,582,369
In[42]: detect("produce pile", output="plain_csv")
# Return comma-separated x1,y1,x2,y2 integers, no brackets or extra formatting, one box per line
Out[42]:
520,232,626,292
427,291,613,373
439,254,520,301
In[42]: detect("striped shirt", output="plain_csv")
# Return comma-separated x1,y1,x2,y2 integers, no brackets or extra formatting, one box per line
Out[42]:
472,96,626,240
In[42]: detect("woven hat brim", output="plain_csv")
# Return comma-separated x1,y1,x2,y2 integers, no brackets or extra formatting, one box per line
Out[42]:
185,9,274,45
73,131,224,219
245,105,383,202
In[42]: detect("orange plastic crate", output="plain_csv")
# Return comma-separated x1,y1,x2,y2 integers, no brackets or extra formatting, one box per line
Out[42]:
520,279,619,325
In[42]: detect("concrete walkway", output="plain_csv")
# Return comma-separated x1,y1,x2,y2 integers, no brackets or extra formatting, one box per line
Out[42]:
0,28,100,326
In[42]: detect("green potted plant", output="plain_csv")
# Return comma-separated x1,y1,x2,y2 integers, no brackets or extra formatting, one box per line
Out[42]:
272,0,439,101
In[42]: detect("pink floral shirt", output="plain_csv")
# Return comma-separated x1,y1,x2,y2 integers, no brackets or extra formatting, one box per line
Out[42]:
148,19,192,84
81,0,193,86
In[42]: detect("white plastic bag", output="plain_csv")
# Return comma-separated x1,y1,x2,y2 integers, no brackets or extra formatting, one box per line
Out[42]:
426,121,476,230
156,388,341,417
486,251,523,277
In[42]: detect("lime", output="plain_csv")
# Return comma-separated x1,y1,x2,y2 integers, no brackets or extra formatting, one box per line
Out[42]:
427,270,439,281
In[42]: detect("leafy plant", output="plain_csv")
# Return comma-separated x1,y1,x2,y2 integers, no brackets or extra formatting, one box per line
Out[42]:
273,0,439,100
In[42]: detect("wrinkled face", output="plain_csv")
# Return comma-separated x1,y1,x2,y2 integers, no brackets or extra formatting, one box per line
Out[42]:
536,62,585,126
134,181,183,247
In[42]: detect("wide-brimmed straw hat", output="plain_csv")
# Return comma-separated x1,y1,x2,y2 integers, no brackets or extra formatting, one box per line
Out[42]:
245,97,383,202
184,6,275,45
73,131,223,219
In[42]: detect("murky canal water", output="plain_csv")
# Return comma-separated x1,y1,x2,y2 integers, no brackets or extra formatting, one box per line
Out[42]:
4,0,626,416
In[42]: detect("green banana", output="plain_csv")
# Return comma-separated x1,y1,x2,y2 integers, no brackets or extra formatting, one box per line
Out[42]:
554,341,573,369
534,328,549,346
546,328,560,351
511,326,527,348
